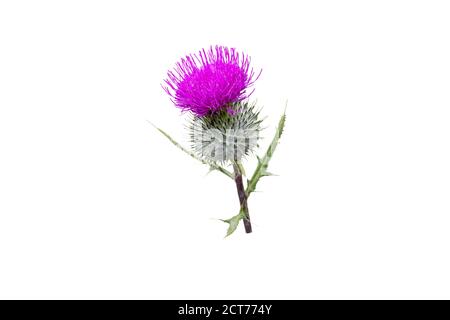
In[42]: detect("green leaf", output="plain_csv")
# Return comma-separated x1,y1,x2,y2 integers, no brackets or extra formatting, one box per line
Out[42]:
149,121,234,179
221,211,245,237
246,108,286,197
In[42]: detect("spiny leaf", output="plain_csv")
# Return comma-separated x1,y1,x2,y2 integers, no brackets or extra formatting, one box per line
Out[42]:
246,108,286,197
221,211,245,237
149,121,234,179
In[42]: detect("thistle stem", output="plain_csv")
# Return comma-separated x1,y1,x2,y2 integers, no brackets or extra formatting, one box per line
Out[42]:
233,163,252,233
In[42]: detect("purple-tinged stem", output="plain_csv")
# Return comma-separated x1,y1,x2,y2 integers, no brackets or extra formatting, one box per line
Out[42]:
233,163,252,233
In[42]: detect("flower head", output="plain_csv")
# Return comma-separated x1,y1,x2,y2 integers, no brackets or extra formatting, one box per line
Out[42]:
163,45,261,116
189,102,263,163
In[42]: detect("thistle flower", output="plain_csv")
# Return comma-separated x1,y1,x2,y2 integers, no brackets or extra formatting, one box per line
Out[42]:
155,45,286,237
163,45,261,116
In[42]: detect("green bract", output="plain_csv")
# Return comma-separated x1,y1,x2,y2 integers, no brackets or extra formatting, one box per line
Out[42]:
189,102,263,163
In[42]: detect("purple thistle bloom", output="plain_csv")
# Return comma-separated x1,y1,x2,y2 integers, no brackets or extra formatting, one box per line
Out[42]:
163,45,261,116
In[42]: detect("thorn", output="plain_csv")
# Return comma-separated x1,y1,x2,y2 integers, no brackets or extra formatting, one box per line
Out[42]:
262,171,278,177
146,120,157,128
205,168,214,177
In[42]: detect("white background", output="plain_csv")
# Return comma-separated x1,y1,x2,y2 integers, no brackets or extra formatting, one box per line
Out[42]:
1,0,450,299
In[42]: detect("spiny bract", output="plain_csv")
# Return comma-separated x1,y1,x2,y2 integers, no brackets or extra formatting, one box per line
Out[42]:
189,102,263,163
